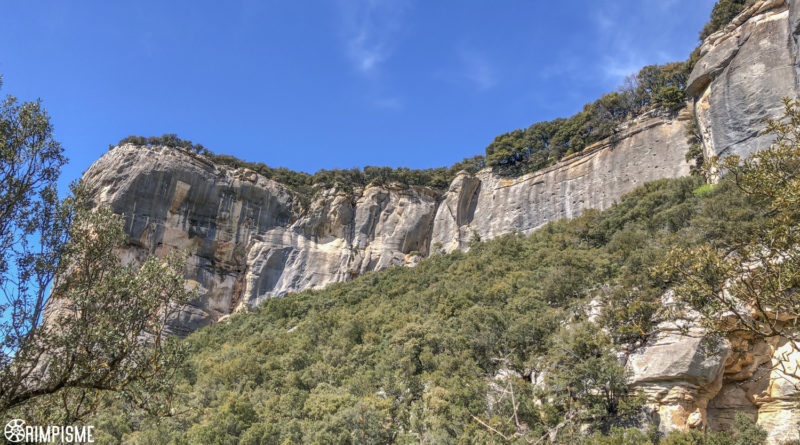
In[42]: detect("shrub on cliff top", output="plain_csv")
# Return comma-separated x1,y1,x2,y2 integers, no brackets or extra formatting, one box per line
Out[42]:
113,133,209,154
485,61,690,174
699,0,756,40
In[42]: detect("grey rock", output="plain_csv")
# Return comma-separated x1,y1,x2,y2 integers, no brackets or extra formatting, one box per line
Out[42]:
689,0,797,160
432,113,691,252
85,109,691,335
627,331,729,388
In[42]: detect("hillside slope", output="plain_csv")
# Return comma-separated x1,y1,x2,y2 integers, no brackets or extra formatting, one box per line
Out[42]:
93,167,796,444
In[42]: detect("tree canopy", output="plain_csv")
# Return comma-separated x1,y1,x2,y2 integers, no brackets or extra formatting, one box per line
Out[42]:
663,97,800,355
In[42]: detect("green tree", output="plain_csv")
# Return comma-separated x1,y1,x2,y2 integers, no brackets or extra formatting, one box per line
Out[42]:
0,81,194,423
582,426,654,445
663,97,800,375
542,324,641,437
699,0,754,40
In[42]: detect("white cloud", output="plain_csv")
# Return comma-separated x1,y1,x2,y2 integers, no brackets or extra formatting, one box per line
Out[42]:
336,0,410,75
601,51,645,81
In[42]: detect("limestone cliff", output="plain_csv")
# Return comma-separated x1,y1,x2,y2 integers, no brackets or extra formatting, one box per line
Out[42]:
78,0,800,440
431,112,691,253
85,109,690,335
688,0,799,161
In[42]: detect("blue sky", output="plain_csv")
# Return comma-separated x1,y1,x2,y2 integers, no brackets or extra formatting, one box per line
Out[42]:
0,0,716,192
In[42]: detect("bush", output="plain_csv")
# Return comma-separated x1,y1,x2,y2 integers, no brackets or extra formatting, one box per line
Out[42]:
699,0,755,40
114,133,208,154
485,61,692,174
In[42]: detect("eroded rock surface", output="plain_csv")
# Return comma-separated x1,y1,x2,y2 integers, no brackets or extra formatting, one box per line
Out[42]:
688,0,798,160
431,112,692,253
85,109,691,335
622,299,800,444
84,146,442,335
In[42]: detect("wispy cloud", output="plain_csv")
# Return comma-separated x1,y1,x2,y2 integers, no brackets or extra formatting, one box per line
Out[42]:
458,48,497,91
373,96,403,110
600,43,646,82
435,46,498,92
591,5,680,87
336,0,410,75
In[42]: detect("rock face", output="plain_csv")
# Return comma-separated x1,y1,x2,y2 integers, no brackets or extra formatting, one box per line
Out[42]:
431,112,692,252
627,329,730,434
624,313,800,444
84,110,691,335
627,2,800,442
84,148,441,335
688,0,799,161
78,0,800,439
708,335,800,445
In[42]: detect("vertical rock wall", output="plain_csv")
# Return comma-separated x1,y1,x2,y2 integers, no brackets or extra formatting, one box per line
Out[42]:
687,0,799,161
77,0,800,440
84,109,691,335
431,112,692,253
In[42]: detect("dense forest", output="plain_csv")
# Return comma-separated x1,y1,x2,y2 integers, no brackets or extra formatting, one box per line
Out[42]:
90,134,789,443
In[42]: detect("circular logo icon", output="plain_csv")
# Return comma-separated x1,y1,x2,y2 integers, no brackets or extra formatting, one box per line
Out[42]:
4,419,25,443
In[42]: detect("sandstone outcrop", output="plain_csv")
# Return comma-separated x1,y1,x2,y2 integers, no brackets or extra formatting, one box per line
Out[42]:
431,112,692,253
617,288,800,444
84,147,442,335
627,323,800,444
627,327,729,434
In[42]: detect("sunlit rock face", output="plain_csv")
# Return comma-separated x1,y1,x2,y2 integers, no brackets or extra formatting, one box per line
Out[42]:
688,0,799,161
83,146,441,336
623,311,800,445
627,329,730,435
431,111,692,253
85,106,691,336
